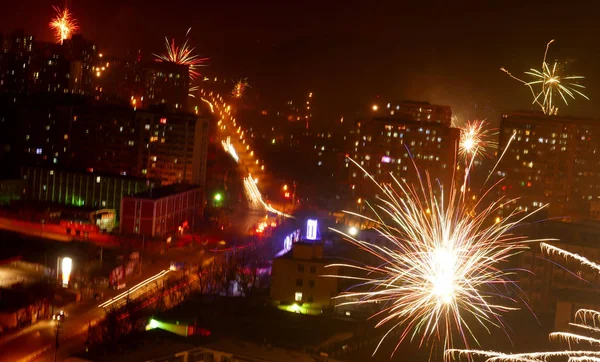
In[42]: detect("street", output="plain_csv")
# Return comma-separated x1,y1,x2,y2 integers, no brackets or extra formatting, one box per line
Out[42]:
0,247,212,362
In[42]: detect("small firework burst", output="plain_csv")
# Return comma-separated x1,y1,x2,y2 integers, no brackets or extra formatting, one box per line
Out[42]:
459,120,498,160
502,40,589,115
49,6,79,45
231,78,249,99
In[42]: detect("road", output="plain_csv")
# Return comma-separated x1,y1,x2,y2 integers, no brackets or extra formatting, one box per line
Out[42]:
0,247,211,362
0,217,119,248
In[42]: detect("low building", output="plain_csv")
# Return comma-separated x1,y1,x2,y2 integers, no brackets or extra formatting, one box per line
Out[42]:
20,166,154,216
271,243,340,313
120,184,203,238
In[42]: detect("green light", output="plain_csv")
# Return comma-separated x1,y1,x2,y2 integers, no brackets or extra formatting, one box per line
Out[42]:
148,319,159,329
214,193,222,202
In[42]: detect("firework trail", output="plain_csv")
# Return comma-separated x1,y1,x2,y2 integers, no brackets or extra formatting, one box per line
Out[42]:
447,243,600,362
231,78,249,99
154,28,209,97
501,40,589,115
327,148,547,355
49,6,79,45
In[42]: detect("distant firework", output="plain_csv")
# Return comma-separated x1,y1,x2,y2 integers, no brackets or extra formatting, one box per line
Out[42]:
154,28,209,97
49,6,79,45
231,78,249,99
501,40,589,115
446,243,600,362
328,146,546,356
459,120,498,160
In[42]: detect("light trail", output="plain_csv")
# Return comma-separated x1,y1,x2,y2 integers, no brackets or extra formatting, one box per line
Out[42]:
98,270,170,308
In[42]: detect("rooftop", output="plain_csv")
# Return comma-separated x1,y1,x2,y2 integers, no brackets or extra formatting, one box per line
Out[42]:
130,184,202,200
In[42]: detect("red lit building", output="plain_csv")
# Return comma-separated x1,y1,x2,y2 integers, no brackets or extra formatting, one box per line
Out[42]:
120,184,203,238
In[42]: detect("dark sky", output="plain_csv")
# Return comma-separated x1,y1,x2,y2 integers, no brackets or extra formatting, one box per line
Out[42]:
2,0,599,124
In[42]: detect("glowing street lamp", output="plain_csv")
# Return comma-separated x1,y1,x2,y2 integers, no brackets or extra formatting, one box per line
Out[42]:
214,193,222,202
348,226,358,236
61,257,72,287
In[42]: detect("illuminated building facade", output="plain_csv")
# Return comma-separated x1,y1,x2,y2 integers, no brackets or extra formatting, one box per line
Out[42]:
373,100,453,127
0,32,97,96
498,112,600,218
270,243,340,312
136,110,209,187
120,184,203,238
133,61,189,112
20,166,152,212
352,102,459,200
14,100,208,188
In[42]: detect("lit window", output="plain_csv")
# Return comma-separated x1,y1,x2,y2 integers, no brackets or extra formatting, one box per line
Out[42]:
96,176,101,183
36,148,42,154
295,292,302,302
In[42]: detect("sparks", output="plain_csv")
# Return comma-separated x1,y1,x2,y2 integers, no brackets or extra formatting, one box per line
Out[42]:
501,40,589,115
154,28,209,97
231,78,249,99
328,152,546,356
49,6,79,45
447,243,600,362
459,120,498,160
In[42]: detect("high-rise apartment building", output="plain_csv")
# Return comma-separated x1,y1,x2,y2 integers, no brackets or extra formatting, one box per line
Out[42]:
12,99,209,187
352,101,459,200
373,100,453,126
136,110,209,186
498,112,600,218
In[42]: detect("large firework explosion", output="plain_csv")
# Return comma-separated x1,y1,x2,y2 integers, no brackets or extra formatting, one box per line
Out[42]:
501,40,589,115
154,28,209,97
328,146,547,355
49,6,79,45
447,243,600,362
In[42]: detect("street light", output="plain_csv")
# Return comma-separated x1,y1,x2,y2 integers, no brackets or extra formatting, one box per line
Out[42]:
61,257,72,288
348,226,358,236
214,193,222,202
283,184,288,191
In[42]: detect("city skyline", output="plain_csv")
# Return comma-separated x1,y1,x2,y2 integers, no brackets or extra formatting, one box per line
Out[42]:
1,0,599,124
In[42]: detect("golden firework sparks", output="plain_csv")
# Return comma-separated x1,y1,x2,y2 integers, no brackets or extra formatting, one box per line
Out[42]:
447,243,600,362
49,6,79,45
154,28,209,97
328,147,547,356
501,40,589,115
459,120,498,160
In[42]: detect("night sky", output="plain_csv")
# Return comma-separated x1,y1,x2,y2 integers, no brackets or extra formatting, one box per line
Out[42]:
2,0,599,124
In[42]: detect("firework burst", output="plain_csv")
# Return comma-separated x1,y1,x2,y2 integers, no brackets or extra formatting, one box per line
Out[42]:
459,120,498,160
49,6,79,45
328,152,546,355
446,243,600,362
154,28,209,97
501,40,589,115
231,78,249,99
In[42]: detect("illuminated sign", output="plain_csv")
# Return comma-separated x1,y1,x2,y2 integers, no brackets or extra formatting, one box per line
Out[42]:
160,118,167,124
381,156,391,163
306,219,318,240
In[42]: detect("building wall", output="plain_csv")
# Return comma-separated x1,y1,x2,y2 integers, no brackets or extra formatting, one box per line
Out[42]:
21,166,150,213
271,244,339,309
120,187,203,238
135,111,209,187
352,117,459,199
499,112,600,218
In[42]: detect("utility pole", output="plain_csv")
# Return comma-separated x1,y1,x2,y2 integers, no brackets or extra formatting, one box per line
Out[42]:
53,311,64,362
